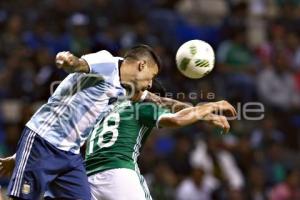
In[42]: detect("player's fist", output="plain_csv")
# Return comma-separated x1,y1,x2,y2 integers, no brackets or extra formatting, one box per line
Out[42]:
205,114,230,134
56,51,89,73
214,100,237,118
0,156,15,177
56,51,79,73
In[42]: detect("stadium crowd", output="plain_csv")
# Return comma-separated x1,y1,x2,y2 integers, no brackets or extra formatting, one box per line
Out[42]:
1,0,300,199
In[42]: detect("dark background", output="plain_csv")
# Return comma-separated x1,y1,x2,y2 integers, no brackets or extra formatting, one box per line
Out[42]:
1,0,300,199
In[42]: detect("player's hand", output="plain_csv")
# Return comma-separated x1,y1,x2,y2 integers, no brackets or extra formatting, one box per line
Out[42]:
204,114,230,134
213,100,237,118
56,51,78,72
0,156,15,177
56,51,86,73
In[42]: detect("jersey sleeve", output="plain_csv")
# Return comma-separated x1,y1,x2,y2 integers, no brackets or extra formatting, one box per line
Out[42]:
137,102,170,128
81,50,117,80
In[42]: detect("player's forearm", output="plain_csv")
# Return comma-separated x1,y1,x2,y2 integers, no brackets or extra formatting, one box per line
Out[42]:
72,58,90,73
159,103,214,128
63,56,89,73
145,92,191,112
160,97,192,112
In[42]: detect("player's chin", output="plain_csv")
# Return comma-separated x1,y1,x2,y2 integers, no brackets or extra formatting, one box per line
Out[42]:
137,87,148,93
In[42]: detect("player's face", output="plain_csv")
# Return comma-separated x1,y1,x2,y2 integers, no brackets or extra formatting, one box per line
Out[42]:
135,61,158,91
120,60,158,93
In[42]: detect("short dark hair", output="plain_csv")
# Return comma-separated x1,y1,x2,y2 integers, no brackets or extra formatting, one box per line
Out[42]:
124,44,161,71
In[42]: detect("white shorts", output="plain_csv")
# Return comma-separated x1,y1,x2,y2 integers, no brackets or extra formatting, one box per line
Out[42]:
88,168,152,200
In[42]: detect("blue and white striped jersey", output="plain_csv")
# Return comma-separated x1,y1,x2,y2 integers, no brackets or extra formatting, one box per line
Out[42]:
26,50,126,154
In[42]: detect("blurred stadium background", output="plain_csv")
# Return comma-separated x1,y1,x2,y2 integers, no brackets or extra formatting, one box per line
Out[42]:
1,0,300,199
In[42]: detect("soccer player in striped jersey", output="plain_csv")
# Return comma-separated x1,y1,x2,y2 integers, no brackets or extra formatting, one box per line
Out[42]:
2,45,164,200
1,46,236,200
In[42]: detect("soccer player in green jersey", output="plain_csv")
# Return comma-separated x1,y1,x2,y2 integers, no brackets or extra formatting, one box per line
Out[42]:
85,81,235,200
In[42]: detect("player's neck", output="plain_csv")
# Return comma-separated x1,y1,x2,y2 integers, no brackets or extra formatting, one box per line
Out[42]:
130,91,144,102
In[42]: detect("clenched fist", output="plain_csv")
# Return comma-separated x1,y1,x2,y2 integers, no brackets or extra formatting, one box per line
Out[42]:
213,100,237,118
55,51,89,73
204,114,231,134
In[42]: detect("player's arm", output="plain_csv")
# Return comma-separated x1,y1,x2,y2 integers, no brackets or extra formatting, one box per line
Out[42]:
55,50,116,80
0,154,16,177
144,91,191,112
158,103,232,133
56,51,90,73
145,91,237,117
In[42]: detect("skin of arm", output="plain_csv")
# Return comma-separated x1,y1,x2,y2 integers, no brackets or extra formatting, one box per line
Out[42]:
158,103,231,133
56,51,90,73
0,154,16,177
144,91,191,112
145,91,237,118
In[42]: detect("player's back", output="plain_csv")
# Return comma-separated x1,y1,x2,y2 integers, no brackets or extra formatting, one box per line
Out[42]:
26,50,126,154
85,100,169,176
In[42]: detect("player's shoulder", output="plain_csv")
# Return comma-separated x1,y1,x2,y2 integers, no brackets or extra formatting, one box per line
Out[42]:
92,50,123,61
81,50,123,64
96,50,113,57
133,102,160,114
81,50,124,78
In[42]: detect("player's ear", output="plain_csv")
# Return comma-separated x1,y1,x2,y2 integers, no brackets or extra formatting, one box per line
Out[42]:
138,60,146,71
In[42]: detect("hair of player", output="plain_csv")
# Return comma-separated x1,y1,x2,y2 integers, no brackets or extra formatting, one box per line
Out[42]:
124,44,161,72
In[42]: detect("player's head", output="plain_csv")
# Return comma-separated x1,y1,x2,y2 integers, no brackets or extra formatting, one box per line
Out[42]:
120,44,161,92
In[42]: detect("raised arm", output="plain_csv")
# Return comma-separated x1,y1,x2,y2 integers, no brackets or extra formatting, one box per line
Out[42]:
158,103,234,133
56,51,90,73
145,91,237,117
144,91,191,112
55,50,117,80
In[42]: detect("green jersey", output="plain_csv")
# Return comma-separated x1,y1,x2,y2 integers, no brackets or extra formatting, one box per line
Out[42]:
85,100,170,176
